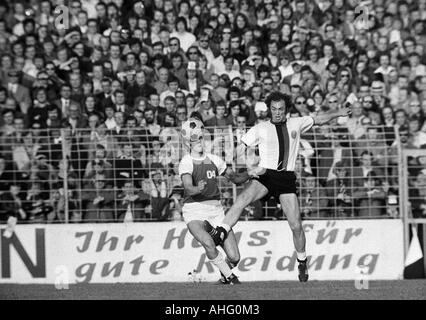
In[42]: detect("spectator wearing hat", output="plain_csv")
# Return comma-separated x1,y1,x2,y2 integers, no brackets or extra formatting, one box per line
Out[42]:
181,61,206,96
370,80,390,111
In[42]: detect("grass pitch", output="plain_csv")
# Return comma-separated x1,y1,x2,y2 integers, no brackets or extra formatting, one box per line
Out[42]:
1,280,425,300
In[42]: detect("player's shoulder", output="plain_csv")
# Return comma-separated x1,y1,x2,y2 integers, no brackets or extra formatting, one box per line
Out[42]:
288,115,313,122
179,154,193,166
205,153,224,163
255,121,271,128
288,115,314,126
247,121,270,131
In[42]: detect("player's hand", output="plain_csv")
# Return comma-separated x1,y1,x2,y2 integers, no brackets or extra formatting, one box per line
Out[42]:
248,166,266,178
197,180,207,192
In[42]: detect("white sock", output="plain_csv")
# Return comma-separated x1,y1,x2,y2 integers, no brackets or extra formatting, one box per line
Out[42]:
219,223,231,233
297,251,307,261
210,251,232,278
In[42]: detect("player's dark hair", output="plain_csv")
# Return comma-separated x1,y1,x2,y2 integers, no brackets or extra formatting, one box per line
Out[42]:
265,91,294,113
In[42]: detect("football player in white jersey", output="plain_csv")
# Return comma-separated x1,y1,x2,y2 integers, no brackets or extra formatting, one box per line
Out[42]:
206,92,351,282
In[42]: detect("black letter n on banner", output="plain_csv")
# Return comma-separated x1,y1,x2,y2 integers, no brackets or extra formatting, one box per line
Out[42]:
1,228,46,278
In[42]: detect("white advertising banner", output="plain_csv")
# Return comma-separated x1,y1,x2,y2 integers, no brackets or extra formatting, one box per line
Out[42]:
0,220,404,283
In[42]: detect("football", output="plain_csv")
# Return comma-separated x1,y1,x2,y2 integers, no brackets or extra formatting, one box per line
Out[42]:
181,117,205,143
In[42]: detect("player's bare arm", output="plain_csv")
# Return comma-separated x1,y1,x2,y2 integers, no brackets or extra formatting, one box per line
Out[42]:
181,174,207,195
311,105,352,126
235,142,267,178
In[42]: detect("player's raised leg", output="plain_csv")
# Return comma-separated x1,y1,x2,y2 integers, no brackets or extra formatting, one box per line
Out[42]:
279,193,308,282
225,180,269,227
205,180,269,245
187,220,238,284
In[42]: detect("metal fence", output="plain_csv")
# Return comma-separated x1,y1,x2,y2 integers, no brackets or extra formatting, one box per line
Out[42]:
0,124,402,223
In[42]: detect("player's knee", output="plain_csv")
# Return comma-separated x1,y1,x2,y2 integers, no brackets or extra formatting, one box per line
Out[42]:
229,256,240,268
289,220,303,233
202,237,216,252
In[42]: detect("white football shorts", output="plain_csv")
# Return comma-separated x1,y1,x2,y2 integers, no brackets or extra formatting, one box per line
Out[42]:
182,200,225,227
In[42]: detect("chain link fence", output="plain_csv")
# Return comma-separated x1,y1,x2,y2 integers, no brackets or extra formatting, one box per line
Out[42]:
0,124,402,223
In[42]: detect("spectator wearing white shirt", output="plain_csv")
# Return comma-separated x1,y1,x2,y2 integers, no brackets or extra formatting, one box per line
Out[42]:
103,105,117,130
170,17,196,52
408,52,426,80
219,56,242,81
408,116,426,148
278,52,294,80
211,41,239,75
196,33,215,66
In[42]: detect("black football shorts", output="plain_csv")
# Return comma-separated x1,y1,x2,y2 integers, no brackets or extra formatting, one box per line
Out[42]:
252,169,297,200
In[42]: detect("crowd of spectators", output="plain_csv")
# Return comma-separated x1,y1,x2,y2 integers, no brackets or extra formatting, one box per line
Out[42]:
0,0,426,224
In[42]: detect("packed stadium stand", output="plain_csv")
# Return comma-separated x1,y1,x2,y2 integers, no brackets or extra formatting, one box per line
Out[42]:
0,0,425,225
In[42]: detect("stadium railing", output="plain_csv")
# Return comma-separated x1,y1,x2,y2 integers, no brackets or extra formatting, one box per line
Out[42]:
0,125,403,224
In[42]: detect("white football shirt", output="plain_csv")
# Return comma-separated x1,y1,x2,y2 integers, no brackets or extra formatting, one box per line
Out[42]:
241,117,315,171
